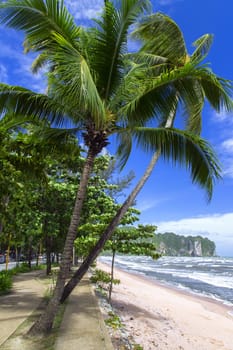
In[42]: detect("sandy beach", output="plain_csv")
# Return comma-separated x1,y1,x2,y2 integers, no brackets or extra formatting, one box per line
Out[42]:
98,262,233,350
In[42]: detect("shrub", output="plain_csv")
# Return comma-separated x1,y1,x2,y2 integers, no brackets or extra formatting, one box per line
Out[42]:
13,263,45,274
90,269,120,288
105,311,122,329
0,270,13,295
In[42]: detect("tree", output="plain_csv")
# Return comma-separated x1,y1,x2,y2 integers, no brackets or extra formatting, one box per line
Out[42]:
0,119,81,271
0,0,231,334
60,12,233,303
105,224,159,302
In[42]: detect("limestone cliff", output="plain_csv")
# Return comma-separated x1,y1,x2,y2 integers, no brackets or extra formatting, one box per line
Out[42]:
153,232,215,257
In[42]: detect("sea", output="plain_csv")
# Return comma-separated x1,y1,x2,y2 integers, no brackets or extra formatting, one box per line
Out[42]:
99,255,233,309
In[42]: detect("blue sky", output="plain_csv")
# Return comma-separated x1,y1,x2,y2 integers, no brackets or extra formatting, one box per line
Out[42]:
0,0,233,256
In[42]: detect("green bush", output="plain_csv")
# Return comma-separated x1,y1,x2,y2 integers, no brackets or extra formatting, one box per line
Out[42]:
105,311,122,329
13,263,45,274
90,269,120,286
0,270,13,295
13,263,31,273
0,263,45,295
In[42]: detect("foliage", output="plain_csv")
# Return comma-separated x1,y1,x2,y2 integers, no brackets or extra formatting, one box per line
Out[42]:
0,121,82,273
133,345,144,350
0,270,12,294
105,311,123,329
13,263,46,274
105,224,160,258
0,263,45,295
90,268,120,288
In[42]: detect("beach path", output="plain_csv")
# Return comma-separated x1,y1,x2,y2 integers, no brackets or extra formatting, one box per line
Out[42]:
0,269,113,350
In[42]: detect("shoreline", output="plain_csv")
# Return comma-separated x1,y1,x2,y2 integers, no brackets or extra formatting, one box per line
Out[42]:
98,261,233,350
99,260,233,317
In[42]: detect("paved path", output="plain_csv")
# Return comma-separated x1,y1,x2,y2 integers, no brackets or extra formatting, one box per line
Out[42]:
0,270,114,350
0,270,47,347
55,277,114,350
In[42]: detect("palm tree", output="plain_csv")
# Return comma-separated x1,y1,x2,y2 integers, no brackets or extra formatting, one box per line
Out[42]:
0,0,232,334
60,12,233,302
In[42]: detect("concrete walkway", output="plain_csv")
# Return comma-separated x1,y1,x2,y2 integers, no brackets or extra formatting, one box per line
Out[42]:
0,270,47,347
0,270,114,350
55,276,114,350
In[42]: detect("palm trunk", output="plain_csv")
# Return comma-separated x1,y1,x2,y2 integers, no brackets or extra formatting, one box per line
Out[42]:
29,147,96,335
60,113,176,302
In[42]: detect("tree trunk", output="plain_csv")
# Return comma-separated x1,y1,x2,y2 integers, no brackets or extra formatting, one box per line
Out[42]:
15,247,19,267
29,147,96,335
46,246,52,275
5,234,11,271
60,113,176,302
27,240,32,269
108,249,115,304
46,235,52,275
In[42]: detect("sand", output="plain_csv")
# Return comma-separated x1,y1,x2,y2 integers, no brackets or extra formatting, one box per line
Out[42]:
98,261,233,350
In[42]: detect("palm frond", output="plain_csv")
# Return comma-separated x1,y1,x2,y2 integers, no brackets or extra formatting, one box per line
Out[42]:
0,113,33,130
31,52,49,73
0,0,80,55
0,83,71,127
121,63,233,123
115,129,133,169
174,78,204,134
132,12,187,65
127,52,168,67
191,34,213,63
133,126,221,200
199,74,233,112
47,31,106,128
31,126,82,156
89,0,151,100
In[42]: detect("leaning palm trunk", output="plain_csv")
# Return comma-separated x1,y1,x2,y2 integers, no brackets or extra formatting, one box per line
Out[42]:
60,149,161,301
29,147,96,335
60,114,175,302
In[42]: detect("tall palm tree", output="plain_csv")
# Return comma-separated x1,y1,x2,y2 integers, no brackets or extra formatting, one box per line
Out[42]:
0,0,232,334
60,13,233,302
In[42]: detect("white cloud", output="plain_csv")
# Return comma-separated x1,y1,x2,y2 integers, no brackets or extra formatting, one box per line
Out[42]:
137,198,162,212
221,138,233,152
210,108,233,178
0,64,8,82
157,0,183,6
219,137,233,178
13,54,46,92
212,109,233,124
65,0,103,20
156,212,233,255
0,37,46,92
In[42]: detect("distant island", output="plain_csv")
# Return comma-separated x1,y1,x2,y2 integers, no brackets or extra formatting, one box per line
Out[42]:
153,232,216,257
